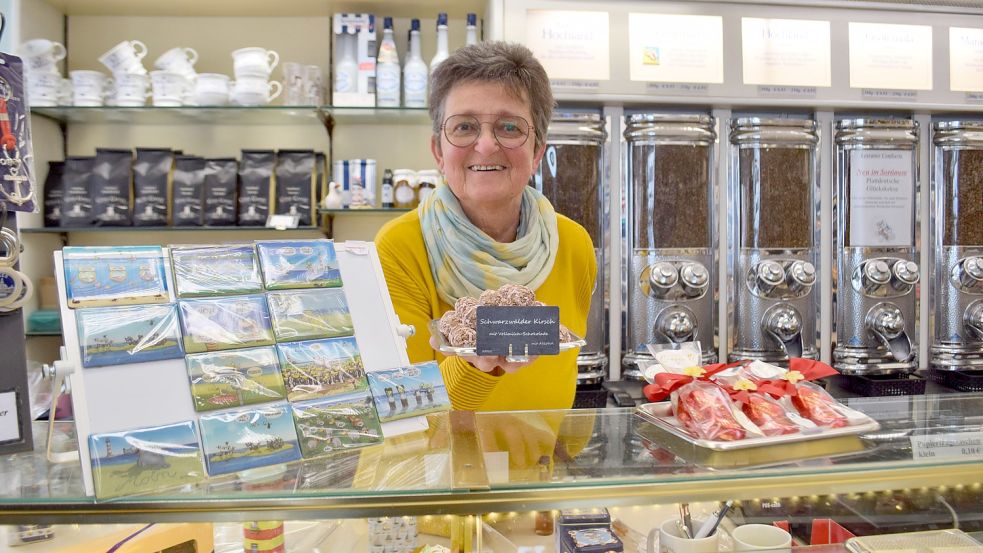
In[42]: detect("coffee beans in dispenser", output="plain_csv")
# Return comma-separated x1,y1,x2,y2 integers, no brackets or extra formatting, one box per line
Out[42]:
930,121,983,380
729,117,819,364
622,113,717,380
538,112,608,376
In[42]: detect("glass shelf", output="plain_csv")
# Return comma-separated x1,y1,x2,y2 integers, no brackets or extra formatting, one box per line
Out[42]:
21,226,322,234
319,208,411,214
25,331,61,336
30,105,431,126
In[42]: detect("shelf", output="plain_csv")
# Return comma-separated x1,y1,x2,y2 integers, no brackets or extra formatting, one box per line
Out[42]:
25,331,61,337
45,0,485,18
1,394,982,523
319,208,412,214
30,106,431,126
21,226,322,234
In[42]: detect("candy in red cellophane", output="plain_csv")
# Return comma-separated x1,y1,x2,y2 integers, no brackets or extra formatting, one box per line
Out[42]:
790,381,848,428
674,381,746,441
741,393,800,436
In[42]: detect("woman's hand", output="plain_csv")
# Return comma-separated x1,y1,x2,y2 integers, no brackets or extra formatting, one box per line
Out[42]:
429,336,536,376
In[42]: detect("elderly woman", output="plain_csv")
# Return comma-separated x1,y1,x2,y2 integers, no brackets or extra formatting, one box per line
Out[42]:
376,41,596,412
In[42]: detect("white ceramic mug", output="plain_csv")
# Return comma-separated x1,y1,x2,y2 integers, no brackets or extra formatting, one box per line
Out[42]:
70,70,111,106
27,71,64,106
18,38,66,73
731,525,791,553
194,73,232,105
114,72,151,106
98,39,148,75
231,76,281,106
650,518,720,553
150,70,188,106
231,47,279,78
154,47,198,80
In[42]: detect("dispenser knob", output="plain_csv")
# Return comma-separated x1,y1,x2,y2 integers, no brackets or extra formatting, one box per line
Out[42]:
679,263,709,297
787,261,816,294
960,257,983,289
756,260,785,293
865,260,892,284
893,260,919,286
656,307,696,343
765,305,802,342
966,301,983,340
648,262,678,294
869,304,905,339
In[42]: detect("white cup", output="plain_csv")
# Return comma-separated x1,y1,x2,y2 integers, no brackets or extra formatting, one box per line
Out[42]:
70,70,111,106
98,39,148,76
731,524,791,553
154,47,198,80
231,47,279,78
150,70,188,106
650,518,720,553
195,73,233,106
27,72,64,106
231,76,281,106
19,39,66,74
114,72,151,106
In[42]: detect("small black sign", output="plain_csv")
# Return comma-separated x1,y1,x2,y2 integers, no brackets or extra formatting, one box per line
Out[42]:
475,306,560,356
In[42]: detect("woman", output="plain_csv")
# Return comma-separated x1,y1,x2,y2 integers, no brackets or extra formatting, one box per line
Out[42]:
376,41,596,412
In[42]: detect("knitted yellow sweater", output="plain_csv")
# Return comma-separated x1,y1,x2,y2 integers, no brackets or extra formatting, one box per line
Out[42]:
375,209,596,412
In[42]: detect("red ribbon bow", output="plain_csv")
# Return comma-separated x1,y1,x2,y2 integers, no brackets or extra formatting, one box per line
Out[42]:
755,358,839,398
642,361,742,402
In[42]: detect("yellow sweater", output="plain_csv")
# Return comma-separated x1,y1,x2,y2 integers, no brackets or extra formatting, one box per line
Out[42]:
375,209,596,412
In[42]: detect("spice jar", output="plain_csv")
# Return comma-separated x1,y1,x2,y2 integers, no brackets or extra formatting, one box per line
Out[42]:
392,168,417,208
416,169,441,205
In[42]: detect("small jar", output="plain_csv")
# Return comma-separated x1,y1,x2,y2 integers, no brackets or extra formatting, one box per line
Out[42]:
416,169,441,205
392,168,417,208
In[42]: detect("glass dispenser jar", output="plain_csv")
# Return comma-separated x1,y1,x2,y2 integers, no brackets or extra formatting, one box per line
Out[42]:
729,117,819,364
833,119,919,375
930,121,983,373
622,113,716,379
537,112,608,375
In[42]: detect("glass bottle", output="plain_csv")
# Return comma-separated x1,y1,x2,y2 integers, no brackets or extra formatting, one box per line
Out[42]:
430,13,449,72
334,31,358,94
403,19,427,108
376,17,400,107
465,13,478,46
381,168,395,208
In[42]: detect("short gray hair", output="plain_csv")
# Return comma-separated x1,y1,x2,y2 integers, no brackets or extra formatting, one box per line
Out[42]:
429,41,555,152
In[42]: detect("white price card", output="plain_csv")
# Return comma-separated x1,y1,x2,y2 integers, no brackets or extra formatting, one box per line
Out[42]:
628,13,723,84
848,149,915,247
910,432,983,460
525,10,610,81
0,391,20,443
849,22,933,90
950,27,983,92
741,18,831,87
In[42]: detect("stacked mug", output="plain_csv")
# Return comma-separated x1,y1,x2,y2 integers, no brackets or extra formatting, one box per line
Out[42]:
152,47,199,106
19,39,71,107
96,39,149,106
229,47,282,106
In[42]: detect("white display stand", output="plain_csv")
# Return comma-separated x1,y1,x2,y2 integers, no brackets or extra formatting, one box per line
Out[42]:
54,241,412,497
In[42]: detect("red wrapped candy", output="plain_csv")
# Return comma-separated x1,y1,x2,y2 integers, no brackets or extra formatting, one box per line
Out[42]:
674,381,746,441
790,382,847,428
742,394,800,436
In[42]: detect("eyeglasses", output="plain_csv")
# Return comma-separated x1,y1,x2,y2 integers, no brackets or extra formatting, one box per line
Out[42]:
441,114,534,149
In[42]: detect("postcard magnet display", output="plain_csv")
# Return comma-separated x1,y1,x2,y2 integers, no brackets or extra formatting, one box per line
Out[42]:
291,391,383,458
179,295,274,353
199,403,301,476
267,289,354,342
186,347,286,412
64,246,169,308
77,304,184,368
256,239,342,289
367,362,450,423
276,336,367,402
171,245,263,298
88,421,206,499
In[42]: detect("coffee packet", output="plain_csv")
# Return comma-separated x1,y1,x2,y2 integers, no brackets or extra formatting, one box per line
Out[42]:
238,150,275,226
43,161,65,227
275,149,316,226
203,158,238,226
133,148,173,227
91,148,133,226
172,156,205,226
60,156,94,227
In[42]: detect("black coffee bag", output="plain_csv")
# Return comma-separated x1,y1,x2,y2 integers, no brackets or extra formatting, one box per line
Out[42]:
43,161,65,228
203,158,238,226
238,150,275,226
315,152,326,206
91,148,133,226
172,156,205,226
133,148,173,227
275,149,316,226
60,156,94,227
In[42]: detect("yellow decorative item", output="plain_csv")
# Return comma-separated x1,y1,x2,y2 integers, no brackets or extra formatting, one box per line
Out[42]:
783,370,805,384
683,366,706,378
733,379,758,391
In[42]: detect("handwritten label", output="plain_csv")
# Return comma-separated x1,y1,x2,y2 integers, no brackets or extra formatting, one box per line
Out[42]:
757,85,817,97
910,432,983,460
476,306,560,356
861,88,918,100
0,391,20,443
646,82,709,94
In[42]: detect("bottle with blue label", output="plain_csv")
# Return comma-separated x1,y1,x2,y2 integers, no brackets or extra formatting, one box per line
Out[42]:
403,18,428,108
376,16,400,107
466,13,478,46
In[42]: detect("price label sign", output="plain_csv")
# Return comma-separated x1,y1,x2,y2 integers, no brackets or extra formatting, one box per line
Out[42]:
910,432,983,460
476,306,560,357
0,391,21,443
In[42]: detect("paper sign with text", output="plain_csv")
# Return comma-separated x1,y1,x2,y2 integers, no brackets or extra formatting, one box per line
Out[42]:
476,306,560,356
910,431,983,460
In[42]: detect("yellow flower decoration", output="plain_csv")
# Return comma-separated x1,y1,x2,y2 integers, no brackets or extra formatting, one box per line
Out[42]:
733,379,758,391
683,366,706,378
783,370,805,384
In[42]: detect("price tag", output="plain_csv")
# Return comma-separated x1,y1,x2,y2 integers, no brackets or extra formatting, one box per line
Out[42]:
476,306,560,356
910,431,983,460
265,214,300,230
0,391,20,443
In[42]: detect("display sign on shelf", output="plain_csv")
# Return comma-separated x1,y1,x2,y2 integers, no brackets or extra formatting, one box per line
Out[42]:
525,10,610,82
847,150,915,247
627,13,724,84
949,27,983,92
848,22,933,90
741,17,831,88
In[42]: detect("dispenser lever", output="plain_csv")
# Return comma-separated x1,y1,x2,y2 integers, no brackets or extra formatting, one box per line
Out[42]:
867,303,914,362
764,305,803,358
966,301,983,340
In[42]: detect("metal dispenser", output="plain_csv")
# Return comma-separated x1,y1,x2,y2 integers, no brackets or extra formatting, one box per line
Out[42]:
729,117,819,363
537,112,609,380
930,121,983,373
622,113,717,379
833,119,919,374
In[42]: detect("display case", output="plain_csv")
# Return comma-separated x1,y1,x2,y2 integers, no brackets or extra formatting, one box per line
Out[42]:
1,394,982,551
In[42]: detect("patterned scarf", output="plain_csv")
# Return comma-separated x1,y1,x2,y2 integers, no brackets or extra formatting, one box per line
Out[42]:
418,184,559,304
